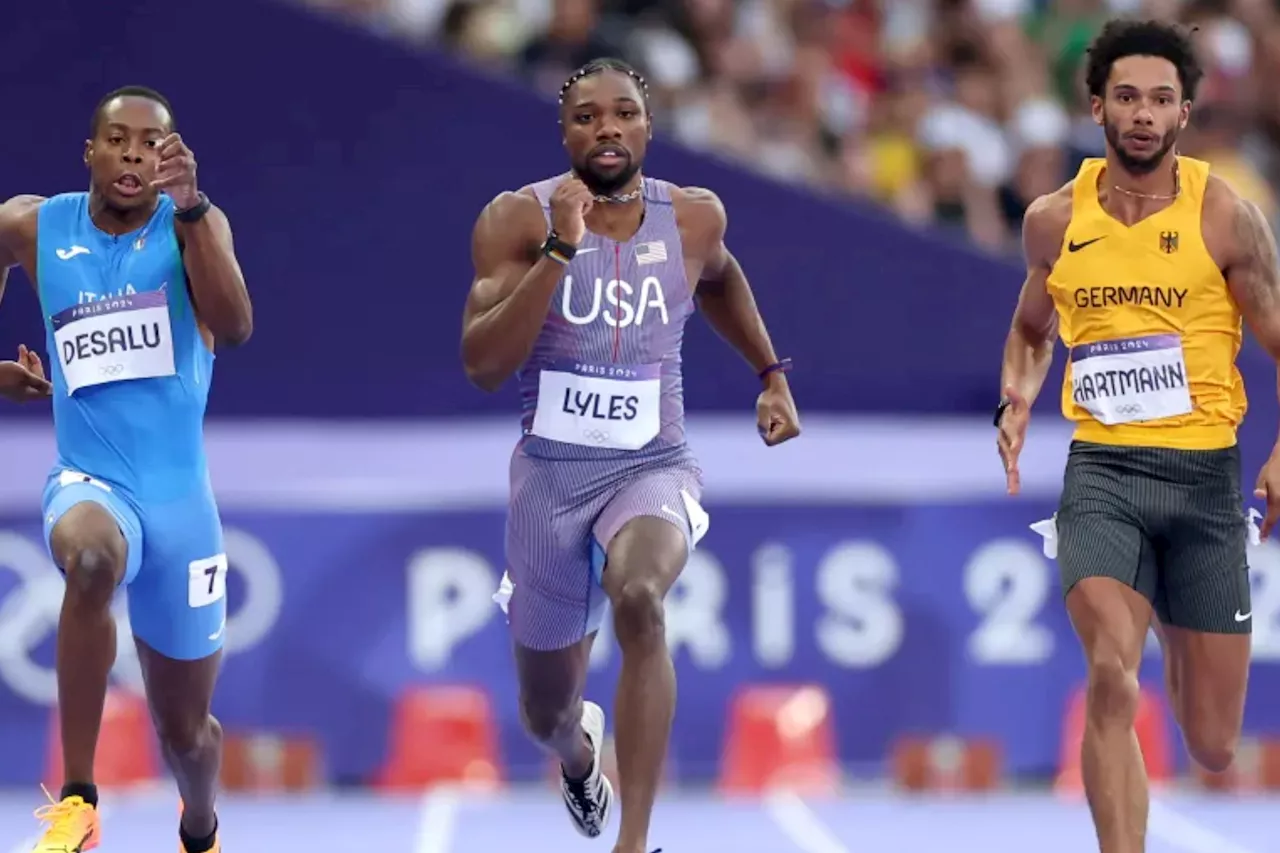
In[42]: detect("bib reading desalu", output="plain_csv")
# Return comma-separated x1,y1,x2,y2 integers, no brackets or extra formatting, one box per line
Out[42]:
1070,333,1193,425
52,290,177,395
531,360,662,450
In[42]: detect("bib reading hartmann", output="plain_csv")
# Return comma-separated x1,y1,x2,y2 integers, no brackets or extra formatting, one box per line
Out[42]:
1070,333,1192,425
531,360,661,450
52,290,176,395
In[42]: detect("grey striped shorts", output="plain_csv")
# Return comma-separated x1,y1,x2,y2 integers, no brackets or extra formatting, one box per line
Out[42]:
502,442,705,652
1057,440,1252,634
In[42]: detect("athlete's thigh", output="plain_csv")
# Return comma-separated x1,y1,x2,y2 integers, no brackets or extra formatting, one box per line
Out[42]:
42,471,143,584
126,486,227,662
1158,621,1248,755
503,454,612,652
1156,460,1251,737
1157,453,1251,635
592,458,708,594
1057,443,1157,606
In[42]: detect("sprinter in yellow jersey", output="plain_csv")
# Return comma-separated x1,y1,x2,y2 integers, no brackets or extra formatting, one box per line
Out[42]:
997,19,1280,853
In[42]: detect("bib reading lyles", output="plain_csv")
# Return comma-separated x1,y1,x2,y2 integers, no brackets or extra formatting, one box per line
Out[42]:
52,289,177,395
1070,333,1193,425
531,360,662,450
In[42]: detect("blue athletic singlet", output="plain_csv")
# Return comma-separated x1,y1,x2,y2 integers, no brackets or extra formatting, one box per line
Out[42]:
36,192,227,661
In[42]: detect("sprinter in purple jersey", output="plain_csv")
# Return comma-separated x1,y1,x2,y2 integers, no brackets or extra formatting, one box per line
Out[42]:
461,58,800,853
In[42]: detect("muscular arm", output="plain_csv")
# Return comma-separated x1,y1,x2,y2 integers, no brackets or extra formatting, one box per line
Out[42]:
0,195,45,310
460,191,564,392
177,206,253,347
685,188,784,383
1000,192,1066,404
1223,194,1280,357
1220,188,1280,438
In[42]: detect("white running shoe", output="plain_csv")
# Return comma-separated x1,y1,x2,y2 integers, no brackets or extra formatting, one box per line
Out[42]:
559,701,614,838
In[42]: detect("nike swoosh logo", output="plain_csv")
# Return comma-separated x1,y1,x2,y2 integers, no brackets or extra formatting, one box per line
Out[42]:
209,619,226,641
1067,237,1105,253
1235,611,1252,622
55,246,91,260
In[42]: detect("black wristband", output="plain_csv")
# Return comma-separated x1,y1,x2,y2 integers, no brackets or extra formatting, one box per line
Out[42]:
993,398,1011,427
175,192,211,223
541,231,577,265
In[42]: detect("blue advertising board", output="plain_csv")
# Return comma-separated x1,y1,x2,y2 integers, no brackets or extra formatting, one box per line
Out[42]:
1,417,1279,786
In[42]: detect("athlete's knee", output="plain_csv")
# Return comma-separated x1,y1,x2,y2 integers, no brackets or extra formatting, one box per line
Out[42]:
155,710,220,758
519,693,581,744
610,578,666,650
1184,725,1238,773
61,540,126,609
1179,696,1244,772
1085,651,1141,725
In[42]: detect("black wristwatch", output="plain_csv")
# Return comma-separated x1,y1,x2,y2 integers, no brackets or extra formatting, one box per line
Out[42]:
993,397,1011,427
175,192,212,223
540,230,578,265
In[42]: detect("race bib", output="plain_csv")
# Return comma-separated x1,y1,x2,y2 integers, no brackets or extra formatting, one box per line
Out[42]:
1070,333,1192,425
52,290,176,395
530,360,661,450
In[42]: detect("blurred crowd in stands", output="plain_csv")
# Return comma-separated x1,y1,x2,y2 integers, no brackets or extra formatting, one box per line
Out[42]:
298,0,1280,254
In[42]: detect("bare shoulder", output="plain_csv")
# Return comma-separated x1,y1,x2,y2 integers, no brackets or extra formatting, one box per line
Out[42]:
1202,172,1241,215
1202,172,1247,232
1021,183,1074,266
475,187,544,232
472,188,545,247
670,185,726,227
1201,173,1259,270
0,195,44,267
1198,174,1269,277
670,185,727,260
0,195,45,236
470,188,546,272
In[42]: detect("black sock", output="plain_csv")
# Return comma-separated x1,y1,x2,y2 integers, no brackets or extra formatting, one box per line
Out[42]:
180,816,218,853
58,782,97,807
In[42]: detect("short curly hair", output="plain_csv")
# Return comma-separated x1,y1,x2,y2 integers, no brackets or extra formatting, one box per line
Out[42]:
1085,19,1203,103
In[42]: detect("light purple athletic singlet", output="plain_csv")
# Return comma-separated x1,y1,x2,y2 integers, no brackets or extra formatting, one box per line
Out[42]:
496,174,709,651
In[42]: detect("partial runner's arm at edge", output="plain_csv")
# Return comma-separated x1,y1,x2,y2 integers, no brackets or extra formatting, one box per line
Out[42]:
1217,181,1280,441
461,191,564,392
687,188,784,385
0,195,46,310
1000,193,1065,406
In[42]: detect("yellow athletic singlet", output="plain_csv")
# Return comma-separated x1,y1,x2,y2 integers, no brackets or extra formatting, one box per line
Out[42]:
1046,156,1245,451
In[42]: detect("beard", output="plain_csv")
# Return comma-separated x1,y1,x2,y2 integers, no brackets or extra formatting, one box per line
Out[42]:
572,157,642,197
1103,116,1179,176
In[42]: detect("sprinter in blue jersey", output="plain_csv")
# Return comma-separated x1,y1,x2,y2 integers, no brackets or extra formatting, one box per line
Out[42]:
0,86,252,853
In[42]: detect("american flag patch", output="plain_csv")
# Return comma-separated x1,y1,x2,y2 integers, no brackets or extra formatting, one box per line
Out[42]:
634,240,667,265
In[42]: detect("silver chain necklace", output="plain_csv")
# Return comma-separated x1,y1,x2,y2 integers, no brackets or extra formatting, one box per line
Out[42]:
593,187,643,204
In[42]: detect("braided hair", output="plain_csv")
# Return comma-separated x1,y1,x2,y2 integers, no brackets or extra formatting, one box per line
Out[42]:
558,58,651,113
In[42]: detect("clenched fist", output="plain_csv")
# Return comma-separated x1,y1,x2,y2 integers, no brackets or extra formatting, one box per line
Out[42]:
549,177,595,246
